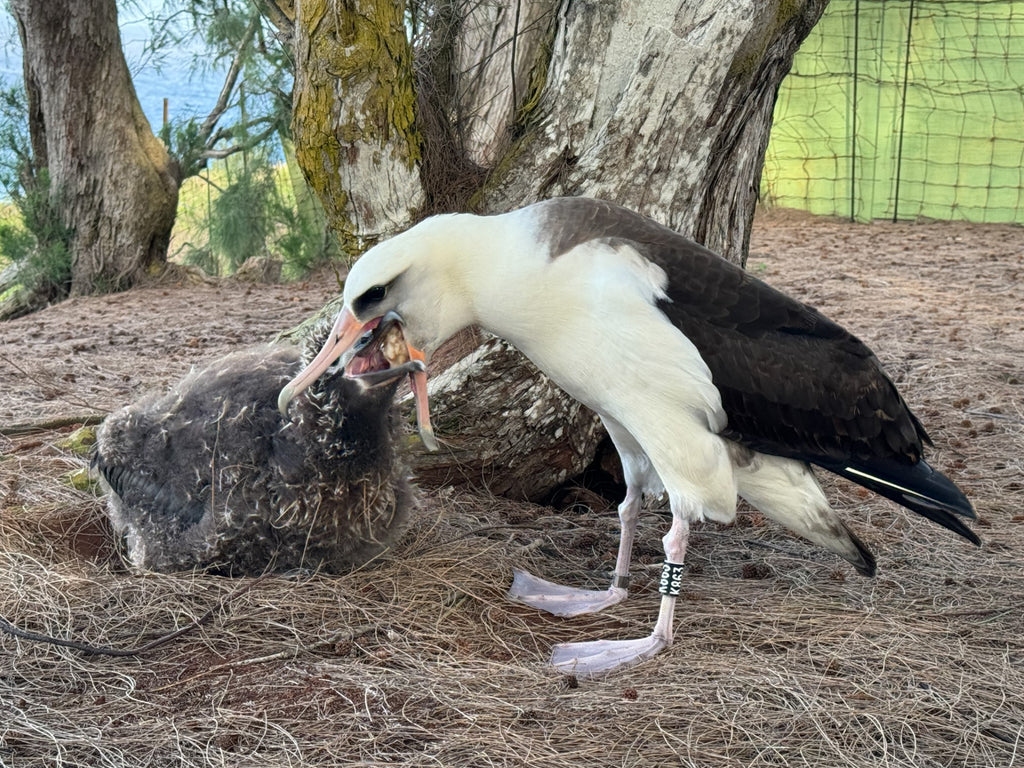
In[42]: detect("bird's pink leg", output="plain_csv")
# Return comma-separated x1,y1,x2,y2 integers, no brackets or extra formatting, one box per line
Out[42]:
506,487,641,617
548,516,690,678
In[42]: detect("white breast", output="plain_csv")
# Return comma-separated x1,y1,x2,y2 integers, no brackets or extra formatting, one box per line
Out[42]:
481,236,736,521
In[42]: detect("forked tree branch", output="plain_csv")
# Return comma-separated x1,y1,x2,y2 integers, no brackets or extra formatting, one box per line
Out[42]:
198,14,260,147
252,0,295,39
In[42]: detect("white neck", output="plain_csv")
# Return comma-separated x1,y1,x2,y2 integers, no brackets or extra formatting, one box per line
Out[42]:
436,206,711,427
450,207,558,348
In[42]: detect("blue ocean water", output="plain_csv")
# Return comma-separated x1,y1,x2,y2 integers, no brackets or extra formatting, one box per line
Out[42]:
1,4,230,132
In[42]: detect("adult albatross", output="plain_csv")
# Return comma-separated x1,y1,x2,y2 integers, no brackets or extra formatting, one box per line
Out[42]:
278,197,978,676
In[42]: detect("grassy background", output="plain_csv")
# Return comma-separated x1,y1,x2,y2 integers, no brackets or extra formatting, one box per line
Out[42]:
762,0,1024,224
0,153,318,280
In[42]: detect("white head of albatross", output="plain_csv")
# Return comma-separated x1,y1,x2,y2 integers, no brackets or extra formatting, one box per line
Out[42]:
279,196,978,678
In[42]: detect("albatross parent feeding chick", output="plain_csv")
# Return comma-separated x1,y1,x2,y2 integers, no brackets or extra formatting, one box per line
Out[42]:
278,196,979,677
95,316,423,575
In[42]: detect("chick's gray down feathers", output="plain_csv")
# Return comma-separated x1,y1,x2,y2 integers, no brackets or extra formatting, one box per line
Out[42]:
93,326,414,575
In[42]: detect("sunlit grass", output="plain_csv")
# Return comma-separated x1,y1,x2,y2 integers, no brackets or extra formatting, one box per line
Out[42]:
0,201,23,270
170,159,294,265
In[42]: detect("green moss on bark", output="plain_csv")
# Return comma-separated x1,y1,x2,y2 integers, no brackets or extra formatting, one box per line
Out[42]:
292,0,421,252
727,0,807,82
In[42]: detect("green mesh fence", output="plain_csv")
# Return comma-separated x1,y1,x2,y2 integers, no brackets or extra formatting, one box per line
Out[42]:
762,0,1024,223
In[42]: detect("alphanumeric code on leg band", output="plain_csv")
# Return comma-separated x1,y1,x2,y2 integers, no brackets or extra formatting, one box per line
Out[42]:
659,561,686,596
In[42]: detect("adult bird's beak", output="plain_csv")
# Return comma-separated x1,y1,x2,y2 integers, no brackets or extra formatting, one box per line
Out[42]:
277,308,440,453
277,308,367,415
405,345,439,452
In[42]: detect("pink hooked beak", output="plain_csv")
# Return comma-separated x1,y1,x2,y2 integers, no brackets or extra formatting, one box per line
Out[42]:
277,308,438,452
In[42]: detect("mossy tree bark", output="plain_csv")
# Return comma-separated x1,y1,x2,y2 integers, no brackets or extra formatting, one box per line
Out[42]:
286,0,828,499
291,0,423,253
10,0,179,296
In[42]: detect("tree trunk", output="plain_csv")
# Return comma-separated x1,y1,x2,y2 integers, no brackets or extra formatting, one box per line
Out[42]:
479,0,828,263
10,0,179,296
289,0,828,499
408,336,606,501
291,0,423,253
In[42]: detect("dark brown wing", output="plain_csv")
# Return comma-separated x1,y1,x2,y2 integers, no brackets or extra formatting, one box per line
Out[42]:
655,244,927,468
537,197,977,542
539,196,925,465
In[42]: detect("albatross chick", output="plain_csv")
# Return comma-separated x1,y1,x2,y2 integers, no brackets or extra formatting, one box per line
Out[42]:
94,318,418,575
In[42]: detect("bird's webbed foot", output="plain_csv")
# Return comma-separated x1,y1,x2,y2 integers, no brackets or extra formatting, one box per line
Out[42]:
506,569,628,617
549,633,670,678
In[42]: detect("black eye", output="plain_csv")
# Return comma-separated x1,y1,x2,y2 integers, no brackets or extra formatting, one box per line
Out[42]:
352,283,392,317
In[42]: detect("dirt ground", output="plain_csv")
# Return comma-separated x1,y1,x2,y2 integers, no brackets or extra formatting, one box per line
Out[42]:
1,209,1022,767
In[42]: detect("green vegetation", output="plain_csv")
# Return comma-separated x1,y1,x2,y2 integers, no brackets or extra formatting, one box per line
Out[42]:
0,0,317,306
1,152,334,286
0,175,72,298
172,150,335,280
0,86,72,302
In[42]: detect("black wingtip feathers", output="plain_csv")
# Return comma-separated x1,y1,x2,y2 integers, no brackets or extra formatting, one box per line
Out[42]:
822,457,980,546
843,523,878,577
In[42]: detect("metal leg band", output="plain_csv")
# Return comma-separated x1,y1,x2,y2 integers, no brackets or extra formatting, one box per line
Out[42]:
658,561,686,596
611,573,630,590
